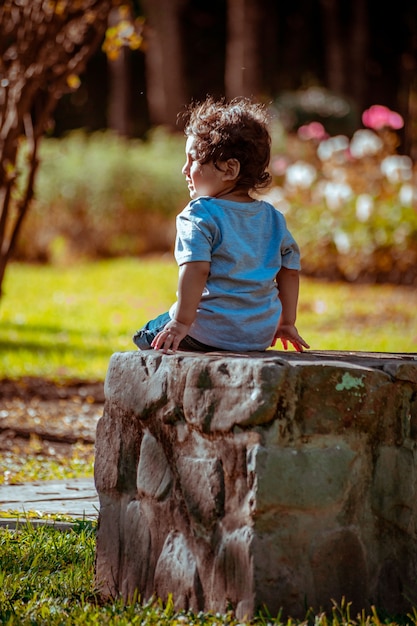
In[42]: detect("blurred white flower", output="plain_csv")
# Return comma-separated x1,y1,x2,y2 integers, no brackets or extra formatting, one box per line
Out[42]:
285,160,317,189
399,183,417,206
322,181,353,210
393,225,410,245
356,193,374,222
380,155,413,183
313,299,327,314
317,135,349,161
263,186,290,213
329,166,348,183
333,230,351,253
349,129,383,159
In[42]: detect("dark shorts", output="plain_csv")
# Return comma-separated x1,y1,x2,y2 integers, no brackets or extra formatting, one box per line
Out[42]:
133,311,223,353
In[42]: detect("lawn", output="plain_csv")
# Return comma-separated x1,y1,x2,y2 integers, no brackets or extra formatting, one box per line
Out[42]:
0,520,414,626
0,258,416,382
0,258,177,381
1,259,417,624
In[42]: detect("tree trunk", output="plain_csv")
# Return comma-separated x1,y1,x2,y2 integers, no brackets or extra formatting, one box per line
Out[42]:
225,0,263,100
349,0,368,119
0,0,112,301
142,0,188,128
319,0,345,95
108,7,133,136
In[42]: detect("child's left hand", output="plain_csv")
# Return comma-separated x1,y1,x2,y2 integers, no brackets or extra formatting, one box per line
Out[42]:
271,323,310,353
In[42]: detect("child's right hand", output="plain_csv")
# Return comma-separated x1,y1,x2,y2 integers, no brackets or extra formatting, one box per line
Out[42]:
151,319,191,353
271,323,310,353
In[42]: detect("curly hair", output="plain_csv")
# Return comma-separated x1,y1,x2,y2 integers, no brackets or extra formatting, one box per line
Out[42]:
180,96,272,192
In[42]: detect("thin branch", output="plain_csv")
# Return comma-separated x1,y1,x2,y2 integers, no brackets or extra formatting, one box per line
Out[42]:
0,182,12,254
0,0,114,301
4,115,39,263
0,183,13,297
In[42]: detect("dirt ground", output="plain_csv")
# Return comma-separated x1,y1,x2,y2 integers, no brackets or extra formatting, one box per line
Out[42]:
0,377,104,459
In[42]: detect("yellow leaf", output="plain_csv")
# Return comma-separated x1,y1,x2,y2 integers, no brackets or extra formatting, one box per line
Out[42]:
118,4,130,19
107,50,120,61
106,25,118,37
67,74,81,89
54,1,67,16
129,34,143,50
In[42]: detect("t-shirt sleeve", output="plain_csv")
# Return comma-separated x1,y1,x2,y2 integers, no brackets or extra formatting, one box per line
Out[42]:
280,216,301,270
174,203,215,265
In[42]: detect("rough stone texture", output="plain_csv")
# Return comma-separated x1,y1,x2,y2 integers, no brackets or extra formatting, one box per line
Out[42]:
94,350,417,619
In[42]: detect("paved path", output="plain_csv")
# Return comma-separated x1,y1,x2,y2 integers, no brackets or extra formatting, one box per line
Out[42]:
0,477,98,523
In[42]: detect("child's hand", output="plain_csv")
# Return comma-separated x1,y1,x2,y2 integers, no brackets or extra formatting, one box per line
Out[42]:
271,323,310,353
151,319,190,353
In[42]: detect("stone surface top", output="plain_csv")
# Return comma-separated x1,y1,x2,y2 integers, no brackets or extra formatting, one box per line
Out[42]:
197,349,417,366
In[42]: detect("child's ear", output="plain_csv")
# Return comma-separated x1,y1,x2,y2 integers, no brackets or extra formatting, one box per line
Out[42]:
222,158,241,181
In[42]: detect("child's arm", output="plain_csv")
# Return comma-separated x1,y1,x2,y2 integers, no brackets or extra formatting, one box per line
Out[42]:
272,267,310,352
152,261,210,353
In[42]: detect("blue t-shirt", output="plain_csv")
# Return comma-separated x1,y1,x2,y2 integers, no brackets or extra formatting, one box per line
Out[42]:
169,196,301,351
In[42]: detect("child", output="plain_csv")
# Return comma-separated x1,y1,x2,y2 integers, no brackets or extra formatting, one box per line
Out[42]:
133,96,309,354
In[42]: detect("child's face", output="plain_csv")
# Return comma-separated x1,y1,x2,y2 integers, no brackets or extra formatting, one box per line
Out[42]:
182,136,231,200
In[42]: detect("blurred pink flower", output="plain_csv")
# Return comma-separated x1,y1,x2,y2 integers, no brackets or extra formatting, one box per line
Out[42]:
297,121,328,141
270,155,289,176
362,104,404,130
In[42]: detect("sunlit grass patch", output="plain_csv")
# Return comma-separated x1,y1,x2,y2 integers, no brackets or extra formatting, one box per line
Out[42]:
0,258,416,384
0,258,177,380
1,443,94,486
294,278,417,353
0,520,415,625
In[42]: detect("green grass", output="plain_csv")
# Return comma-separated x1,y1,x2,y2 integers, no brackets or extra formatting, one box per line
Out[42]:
0,258,416,382
0,521,415,625
1,262,416,623
1,443,95,486
0,258,177,380
297,278,417,353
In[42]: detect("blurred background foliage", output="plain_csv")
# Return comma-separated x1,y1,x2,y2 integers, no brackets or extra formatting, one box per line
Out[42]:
15,117,417,285
53,0,417,157
16,129,185,261
2,0,417,288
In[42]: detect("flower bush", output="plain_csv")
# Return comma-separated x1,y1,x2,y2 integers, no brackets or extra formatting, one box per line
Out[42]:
13,104,417,285
267,104,417,284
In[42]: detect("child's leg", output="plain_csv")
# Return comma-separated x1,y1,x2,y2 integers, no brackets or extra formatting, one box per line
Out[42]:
133,312,171,350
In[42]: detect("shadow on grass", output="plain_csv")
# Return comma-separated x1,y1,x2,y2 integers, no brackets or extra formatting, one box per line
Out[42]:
0,338,115,358
0,321,107,338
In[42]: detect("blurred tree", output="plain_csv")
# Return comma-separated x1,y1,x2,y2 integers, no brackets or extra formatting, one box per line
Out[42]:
141,0,187,129
349,0,368,114
104,2,145,135
107,5,134,136
47,0,416,152
0,0,113,300
225,0,262,99
136,0,417,150
319,0,346,95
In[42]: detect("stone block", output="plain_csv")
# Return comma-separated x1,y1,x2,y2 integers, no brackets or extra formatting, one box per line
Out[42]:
95,350,417,619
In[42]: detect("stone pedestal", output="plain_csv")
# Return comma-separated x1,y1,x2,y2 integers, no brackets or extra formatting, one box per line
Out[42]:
94,350,417,619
